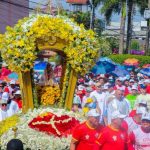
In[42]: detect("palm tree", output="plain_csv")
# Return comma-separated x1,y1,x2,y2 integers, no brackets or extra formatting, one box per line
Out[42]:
101,0,126,54
125,0,134,54
89,0,102,30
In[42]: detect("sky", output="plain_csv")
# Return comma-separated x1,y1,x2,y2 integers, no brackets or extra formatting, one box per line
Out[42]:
29,0,145,23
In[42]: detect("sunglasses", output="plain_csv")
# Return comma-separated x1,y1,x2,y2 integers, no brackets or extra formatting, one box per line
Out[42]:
2,103,7,106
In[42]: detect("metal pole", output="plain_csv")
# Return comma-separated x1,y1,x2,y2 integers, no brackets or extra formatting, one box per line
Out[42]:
145,0,150,55
89,0,93,29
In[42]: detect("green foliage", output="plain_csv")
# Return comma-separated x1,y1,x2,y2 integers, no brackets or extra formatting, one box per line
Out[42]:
60,10,105,36
130,40,140,50
108,54,150,66
98,37,112,56
105,37,119,50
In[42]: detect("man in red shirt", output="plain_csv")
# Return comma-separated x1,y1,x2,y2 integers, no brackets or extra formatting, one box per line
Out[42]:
70,109,103,150
95,111,128,150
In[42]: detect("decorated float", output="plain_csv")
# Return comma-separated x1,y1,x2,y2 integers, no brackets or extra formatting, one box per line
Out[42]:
0,14,99,149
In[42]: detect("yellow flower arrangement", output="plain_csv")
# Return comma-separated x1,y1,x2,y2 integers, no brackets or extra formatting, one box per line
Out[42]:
0,15,99,75
41,85,60,105
0,115,19,136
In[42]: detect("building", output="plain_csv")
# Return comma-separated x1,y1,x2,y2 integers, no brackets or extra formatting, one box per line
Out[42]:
66,0,90,12
0,0,29,34
103,21,147,40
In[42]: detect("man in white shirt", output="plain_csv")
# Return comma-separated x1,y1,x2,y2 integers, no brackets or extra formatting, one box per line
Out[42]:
2,92,19,115
0,99,8,121
135,85,150,110
90,85,105,123
107,90,130,124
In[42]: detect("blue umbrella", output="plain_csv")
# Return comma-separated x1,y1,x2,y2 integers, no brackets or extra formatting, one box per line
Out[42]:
140,68,150,77
111,65,129,77
124,65,135,72
98,57,116,65
8,72,18,80
91,61,116,75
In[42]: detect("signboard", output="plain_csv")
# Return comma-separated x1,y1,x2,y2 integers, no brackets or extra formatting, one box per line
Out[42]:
144,9,150,19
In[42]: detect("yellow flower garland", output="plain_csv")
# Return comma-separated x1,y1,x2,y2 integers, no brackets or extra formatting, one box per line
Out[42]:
0,115,19,136
0,15,99,75
41,86,60,105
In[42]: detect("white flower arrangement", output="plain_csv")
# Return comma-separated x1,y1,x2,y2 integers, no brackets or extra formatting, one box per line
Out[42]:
1,107,85,150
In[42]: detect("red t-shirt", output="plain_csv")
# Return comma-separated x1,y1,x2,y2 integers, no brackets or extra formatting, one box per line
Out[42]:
14,99,22,109
72,122,103,150
95,126,128,150
146,85,150,94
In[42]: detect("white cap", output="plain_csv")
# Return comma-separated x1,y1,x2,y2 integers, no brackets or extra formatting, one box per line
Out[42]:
136,107,146,115
0,99,7,104
78,85,85,91
138,81,144,85
111,111,126,120
129,79,134,83
131,85,138,90
100,74,105,78
117,77,123,81
2,92,9,101
142,113,150,121
144,79,150,83
138,99,147,105
10,80,16,85
87,109,100,117
14,90,21,95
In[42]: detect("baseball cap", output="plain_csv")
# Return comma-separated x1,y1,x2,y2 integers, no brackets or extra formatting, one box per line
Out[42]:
2,92,9,101
138,99,147,105
131,85,138,90
0,99,7,104
14,90,21,95
144,79,150,83
87,109,100,117
138,81,144,85
78,85,85,91
136,107,146,115
142,113,150,121
129,79,134,83
140,84,147,89
111,111,126,120
10,80,16,85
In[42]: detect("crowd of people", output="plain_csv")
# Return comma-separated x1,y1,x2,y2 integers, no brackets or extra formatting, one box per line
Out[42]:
71,71,150,150
0,80,22,121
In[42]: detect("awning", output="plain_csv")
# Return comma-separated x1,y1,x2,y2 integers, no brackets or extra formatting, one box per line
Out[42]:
66,0,89,4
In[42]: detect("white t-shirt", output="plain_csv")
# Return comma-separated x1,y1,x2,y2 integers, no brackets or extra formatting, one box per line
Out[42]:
132,127,150,150
7,100,19,115
90,90,105,122
0,109,8,121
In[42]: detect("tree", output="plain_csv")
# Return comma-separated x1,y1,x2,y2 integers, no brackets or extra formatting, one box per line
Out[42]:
89,0,102,30
101,0,126,54
60,10,105,36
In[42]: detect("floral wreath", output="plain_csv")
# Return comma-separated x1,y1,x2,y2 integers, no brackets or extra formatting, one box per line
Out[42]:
0,14,99,75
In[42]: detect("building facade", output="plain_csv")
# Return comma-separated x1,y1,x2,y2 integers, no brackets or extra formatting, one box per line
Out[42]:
0,0,29,33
